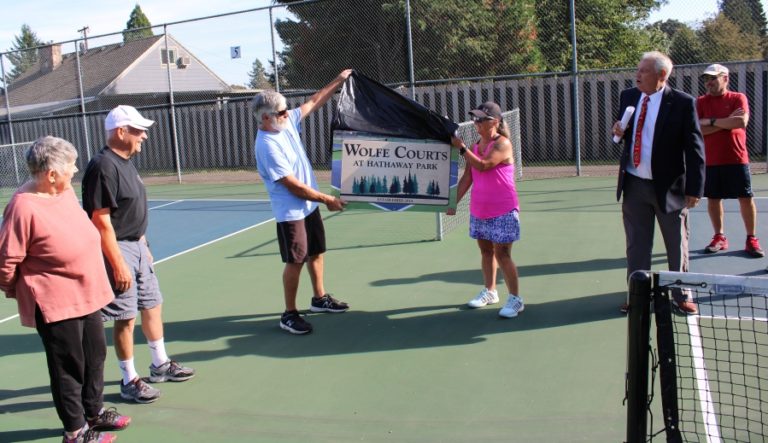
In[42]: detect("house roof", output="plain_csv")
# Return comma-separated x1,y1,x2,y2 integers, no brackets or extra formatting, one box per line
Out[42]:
3,35,165,109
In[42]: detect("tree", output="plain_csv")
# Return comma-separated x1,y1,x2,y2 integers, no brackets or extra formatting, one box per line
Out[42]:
699,13,763,62
668,26,705,65
247,59,272,90
274,0,408,89
536,0,665,71
5,24,45,82
123,4,154,43
409,0,543,79
722,0,767,38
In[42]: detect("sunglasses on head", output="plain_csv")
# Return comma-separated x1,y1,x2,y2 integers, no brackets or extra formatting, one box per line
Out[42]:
471,115,494,123
271,109,289,117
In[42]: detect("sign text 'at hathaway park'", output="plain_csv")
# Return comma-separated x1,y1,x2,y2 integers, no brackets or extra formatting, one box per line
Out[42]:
331,131,459,212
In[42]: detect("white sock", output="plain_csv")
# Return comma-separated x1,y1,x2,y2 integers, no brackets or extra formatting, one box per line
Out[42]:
148,338,169,368
119,358,139,385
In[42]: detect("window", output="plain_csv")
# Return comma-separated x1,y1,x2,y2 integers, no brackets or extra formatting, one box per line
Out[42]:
161,48,177,65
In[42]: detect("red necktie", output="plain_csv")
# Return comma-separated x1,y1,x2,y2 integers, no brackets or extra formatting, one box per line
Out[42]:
633,96,650,167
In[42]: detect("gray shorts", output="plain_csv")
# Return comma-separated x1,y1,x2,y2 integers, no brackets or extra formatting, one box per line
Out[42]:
101,241,163,321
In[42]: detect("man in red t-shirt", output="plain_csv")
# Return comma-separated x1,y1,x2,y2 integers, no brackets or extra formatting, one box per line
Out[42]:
696,64,763,257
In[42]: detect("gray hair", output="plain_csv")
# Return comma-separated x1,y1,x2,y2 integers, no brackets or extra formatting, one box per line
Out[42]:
25,135,78,175
250,90,286,129
642,51,673,81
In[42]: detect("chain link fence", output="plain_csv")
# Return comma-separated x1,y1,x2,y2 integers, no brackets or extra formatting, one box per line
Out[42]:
1,0,767,192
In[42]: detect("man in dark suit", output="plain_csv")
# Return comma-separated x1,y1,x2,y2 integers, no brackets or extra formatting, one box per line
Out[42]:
612,51,705,314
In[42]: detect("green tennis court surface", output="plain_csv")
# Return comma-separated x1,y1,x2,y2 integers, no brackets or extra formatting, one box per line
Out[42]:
2,174,767,442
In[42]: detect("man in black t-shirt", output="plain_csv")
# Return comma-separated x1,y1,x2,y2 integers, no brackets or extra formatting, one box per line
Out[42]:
82,105,195,404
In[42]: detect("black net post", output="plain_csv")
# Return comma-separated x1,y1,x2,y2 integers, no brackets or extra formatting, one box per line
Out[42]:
626,270,653,443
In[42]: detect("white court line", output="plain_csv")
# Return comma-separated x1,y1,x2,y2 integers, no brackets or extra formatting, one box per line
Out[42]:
687,314,723,443
149,200,184,210
0,214,276,325
153,218,273,264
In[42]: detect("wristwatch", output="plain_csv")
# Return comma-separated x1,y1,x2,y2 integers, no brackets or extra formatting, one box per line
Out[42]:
710,118,716,126
459,147,467,156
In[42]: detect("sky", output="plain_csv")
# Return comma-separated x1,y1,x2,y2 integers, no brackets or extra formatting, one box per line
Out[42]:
1,0,767,87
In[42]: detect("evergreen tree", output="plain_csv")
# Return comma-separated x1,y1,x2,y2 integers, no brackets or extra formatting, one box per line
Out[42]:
722,0,767,37
247,59,272,90
123,4,154,43
5,24,44,82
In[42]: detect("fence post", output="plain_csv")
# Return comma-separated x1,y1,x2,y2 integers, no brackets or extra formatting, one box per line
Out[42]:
0,55,21,186
569,0,582,176
626,270,653,443
269,7,280,93
74,41,92,161
163,28,182,184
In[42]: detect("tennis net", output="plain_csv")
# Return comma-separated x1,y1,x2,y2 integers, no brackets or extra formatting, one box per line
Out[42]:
625,271,768,443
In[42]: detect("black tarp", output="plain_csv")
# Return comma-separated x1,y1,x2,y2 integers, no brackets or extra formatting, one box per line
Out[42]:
331,71,458,143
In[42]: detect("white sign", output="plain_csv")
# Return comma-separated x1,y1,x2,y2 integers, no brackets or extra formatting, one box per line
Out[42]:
338,135,451,206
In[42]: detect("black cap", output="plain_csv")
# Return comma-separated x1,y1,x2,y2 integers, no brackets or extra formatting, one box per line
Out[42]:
468,101,502,120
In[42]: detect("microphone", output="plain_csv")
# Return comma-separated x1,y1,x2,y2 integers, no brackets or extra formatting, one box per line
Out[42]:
613,106,636,143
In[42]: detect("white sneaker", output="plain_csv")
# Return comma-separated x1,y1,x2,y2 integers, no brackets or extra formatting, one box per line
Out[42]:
499,295,525,318
467,288,499,308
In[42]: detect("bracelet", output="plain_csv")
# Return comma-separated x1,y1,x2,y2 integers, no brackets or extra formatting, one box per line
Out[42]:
459,147,467,156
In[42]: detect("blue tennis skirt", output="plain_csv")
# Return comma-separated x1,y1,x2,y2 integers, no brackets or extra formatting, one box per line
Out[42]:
469,209,520,244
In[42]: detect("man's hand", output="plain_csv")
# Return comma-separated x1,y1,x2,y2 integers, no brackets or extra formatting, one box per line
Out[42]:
113,261,133,292
685,196,700,209
325,196,347,212
612,121,625,139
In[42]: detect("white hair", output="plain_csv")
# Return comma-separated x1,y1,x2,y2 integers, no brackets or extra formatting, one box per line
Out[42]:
642,51,673,81
25,135,78,176
250,91,287,129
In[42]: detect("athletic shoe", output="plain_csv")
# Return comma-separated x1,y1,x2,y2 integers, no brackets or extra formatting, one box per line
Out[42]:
280,310,313,334
745,235,765,257
499,295,525,318
62,426,116,443
120,377,161,404
704,233,728,253
467,288,499,308
87,407,131,431
149,360,195,383
310,294,349,313
619,303,629,314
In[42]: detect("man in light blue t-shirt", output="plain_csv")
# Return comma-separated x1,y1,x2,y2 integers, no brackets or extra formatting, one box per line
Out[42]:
253,69,352,335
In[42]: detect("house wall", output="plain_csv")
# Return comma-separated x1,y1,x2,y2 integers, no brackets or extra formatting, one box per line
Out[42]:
103,42,229,95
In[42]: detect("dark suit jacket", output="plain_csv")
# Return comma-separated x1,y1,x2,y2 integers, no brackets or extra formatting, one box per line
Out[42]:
615,86,705,213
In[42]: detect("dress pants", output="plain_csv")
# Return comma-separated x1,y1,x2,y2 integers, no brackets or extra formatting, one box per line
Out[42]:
622,173,690,300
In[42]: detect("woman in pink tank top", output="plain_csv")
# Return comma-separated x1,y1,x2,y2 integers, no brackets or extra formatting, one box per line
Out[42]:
450,101,523,318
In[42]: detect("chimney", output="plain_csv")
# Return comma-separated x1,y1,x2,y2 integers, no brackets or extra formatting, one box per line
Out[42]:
40,44,62,73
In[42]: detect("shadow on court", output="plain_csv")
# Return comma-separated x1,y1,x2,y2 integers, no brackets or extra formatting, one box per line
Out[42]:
0,428,60,442
119,290,626,364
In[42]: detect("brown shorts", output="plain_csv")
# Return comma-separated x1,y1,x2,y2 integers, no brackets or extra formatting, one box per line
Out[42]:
276,208,327,263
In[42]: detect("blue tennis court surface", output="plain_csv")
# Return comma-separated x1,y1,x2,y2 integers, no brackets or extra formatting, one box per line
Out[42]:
689,197,768,277
147,199,273,261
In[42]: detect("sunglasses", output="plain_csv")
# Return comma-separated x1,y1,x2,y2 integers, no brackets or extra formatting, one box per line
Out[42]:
471,115,494,123
271,109,289,117
702,74,722,81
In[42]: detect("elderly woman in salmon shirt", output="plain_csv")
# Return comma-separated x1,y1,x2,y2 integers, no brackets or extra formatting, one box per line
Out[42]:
0,136,131,443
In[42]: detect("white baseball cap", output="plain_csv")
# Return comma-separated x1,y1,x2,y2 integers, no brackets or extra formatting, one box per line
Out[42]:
702,64,729,76
105,105,155,131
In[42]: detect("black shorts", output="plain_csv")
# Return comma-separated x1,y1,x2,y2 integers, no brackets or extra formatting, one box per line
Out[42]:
276,208,327,263
704,164,754,199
